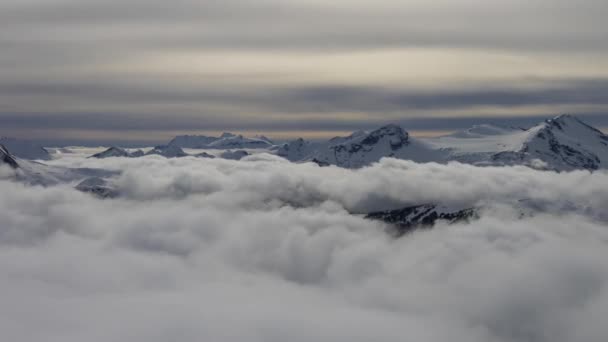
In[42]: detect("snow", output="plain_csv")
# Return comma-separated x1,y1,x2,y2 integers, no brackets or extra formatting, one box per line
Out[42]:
421,114,608,170
426,125,535,154
267,115,608,170
168,135,219,148
276,138,322,162
145,145,188,158
519,114,608,170
307,124,446,168
168,132,274,150
90,146,142,159
0,145,117,186
6,114,608,172
207,135,273,149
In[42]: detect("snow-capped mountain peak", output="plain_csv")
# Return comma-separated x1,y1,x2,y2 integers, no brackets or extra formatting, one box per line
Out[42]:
168,135,219,148
90,147,145,159
309,124,444,168
355,124,409,149
145,145,188,158
517,114,608,170
207,134,273,149
254,135,274,144
276,138,320,162
168,132,274,149
424,114,608,171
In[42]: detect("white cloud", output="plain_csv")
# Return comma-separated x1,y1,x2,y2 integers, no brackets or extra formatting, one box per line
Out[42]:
1,153,608,341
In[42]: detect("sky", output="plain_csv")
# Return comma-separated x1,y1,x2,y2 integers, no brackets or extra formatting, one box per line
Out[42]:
2,0,608,144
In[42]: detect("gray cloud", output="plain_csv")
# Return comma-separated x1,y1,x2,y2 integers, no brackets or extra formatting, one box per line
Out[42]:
2,0,607,52
1,0,608,141
2,78,608,143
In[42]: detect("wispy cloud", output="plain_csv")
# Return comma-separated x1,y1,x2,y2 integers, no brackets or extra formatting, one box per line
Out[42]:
1,0,607,141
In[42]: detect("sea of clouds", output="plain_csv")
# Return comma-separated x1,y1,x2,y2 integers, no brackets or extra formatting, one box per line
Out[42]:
1,151,608,342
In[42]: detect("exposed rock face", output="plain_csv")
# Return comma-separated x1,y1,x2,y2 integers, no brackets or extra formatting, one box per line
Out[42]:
145,145,188,158
91,147,133,159
219,150,249,160
514,115,608,171
195,152,216,159
310,124,440,168
366,204,477,236
427,114,608,171
75,177,118,198
168,132,274,150
276,138,319,162
207,135,273,149
0,144,19,169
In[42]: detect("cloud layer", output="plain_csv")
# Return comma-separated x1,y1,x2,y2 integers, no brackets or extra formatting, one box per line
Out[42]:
2,0,608,142
1,153,608,341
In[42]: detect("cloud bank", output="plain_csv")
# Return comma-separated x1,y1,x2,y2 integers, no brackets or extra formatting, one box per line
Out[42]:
1,153,608,341
2,0,608,142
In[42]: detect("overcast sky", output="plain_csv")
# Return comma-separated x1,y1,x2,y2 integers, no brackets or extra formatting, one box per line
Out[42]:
2,0,608,144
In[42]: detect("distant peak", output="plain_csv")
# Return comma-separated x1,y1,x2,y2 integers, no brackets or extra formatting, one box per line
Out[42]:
107,146,126,151
359,124,409,148
548,114,576,124
553,113,575,120
369,124,408,138
220,132,236,138
255,135,273,143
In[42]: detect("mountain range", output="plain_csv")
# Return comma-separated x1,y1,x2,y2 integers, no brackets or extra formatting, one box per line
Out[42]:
276,114,608,171
168,132,273,149
3,114,607,172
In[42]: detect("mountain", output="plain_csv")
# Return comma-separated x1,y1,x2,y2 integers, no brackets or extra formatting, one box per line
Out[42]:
219,150,250,160
145,145,188,158
300,114,607,171
0,144,19,169
276,138,321,162
0,137,51,160
254,135,274,144
1,145,117,185
308,124,446,168
207,134,273,149
75,177,118,198
366,203,477,236
195,151,216,159
168,135,219,148
428,114,608,171
168,132,274,149
512,114,608,170
90,147,144,159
